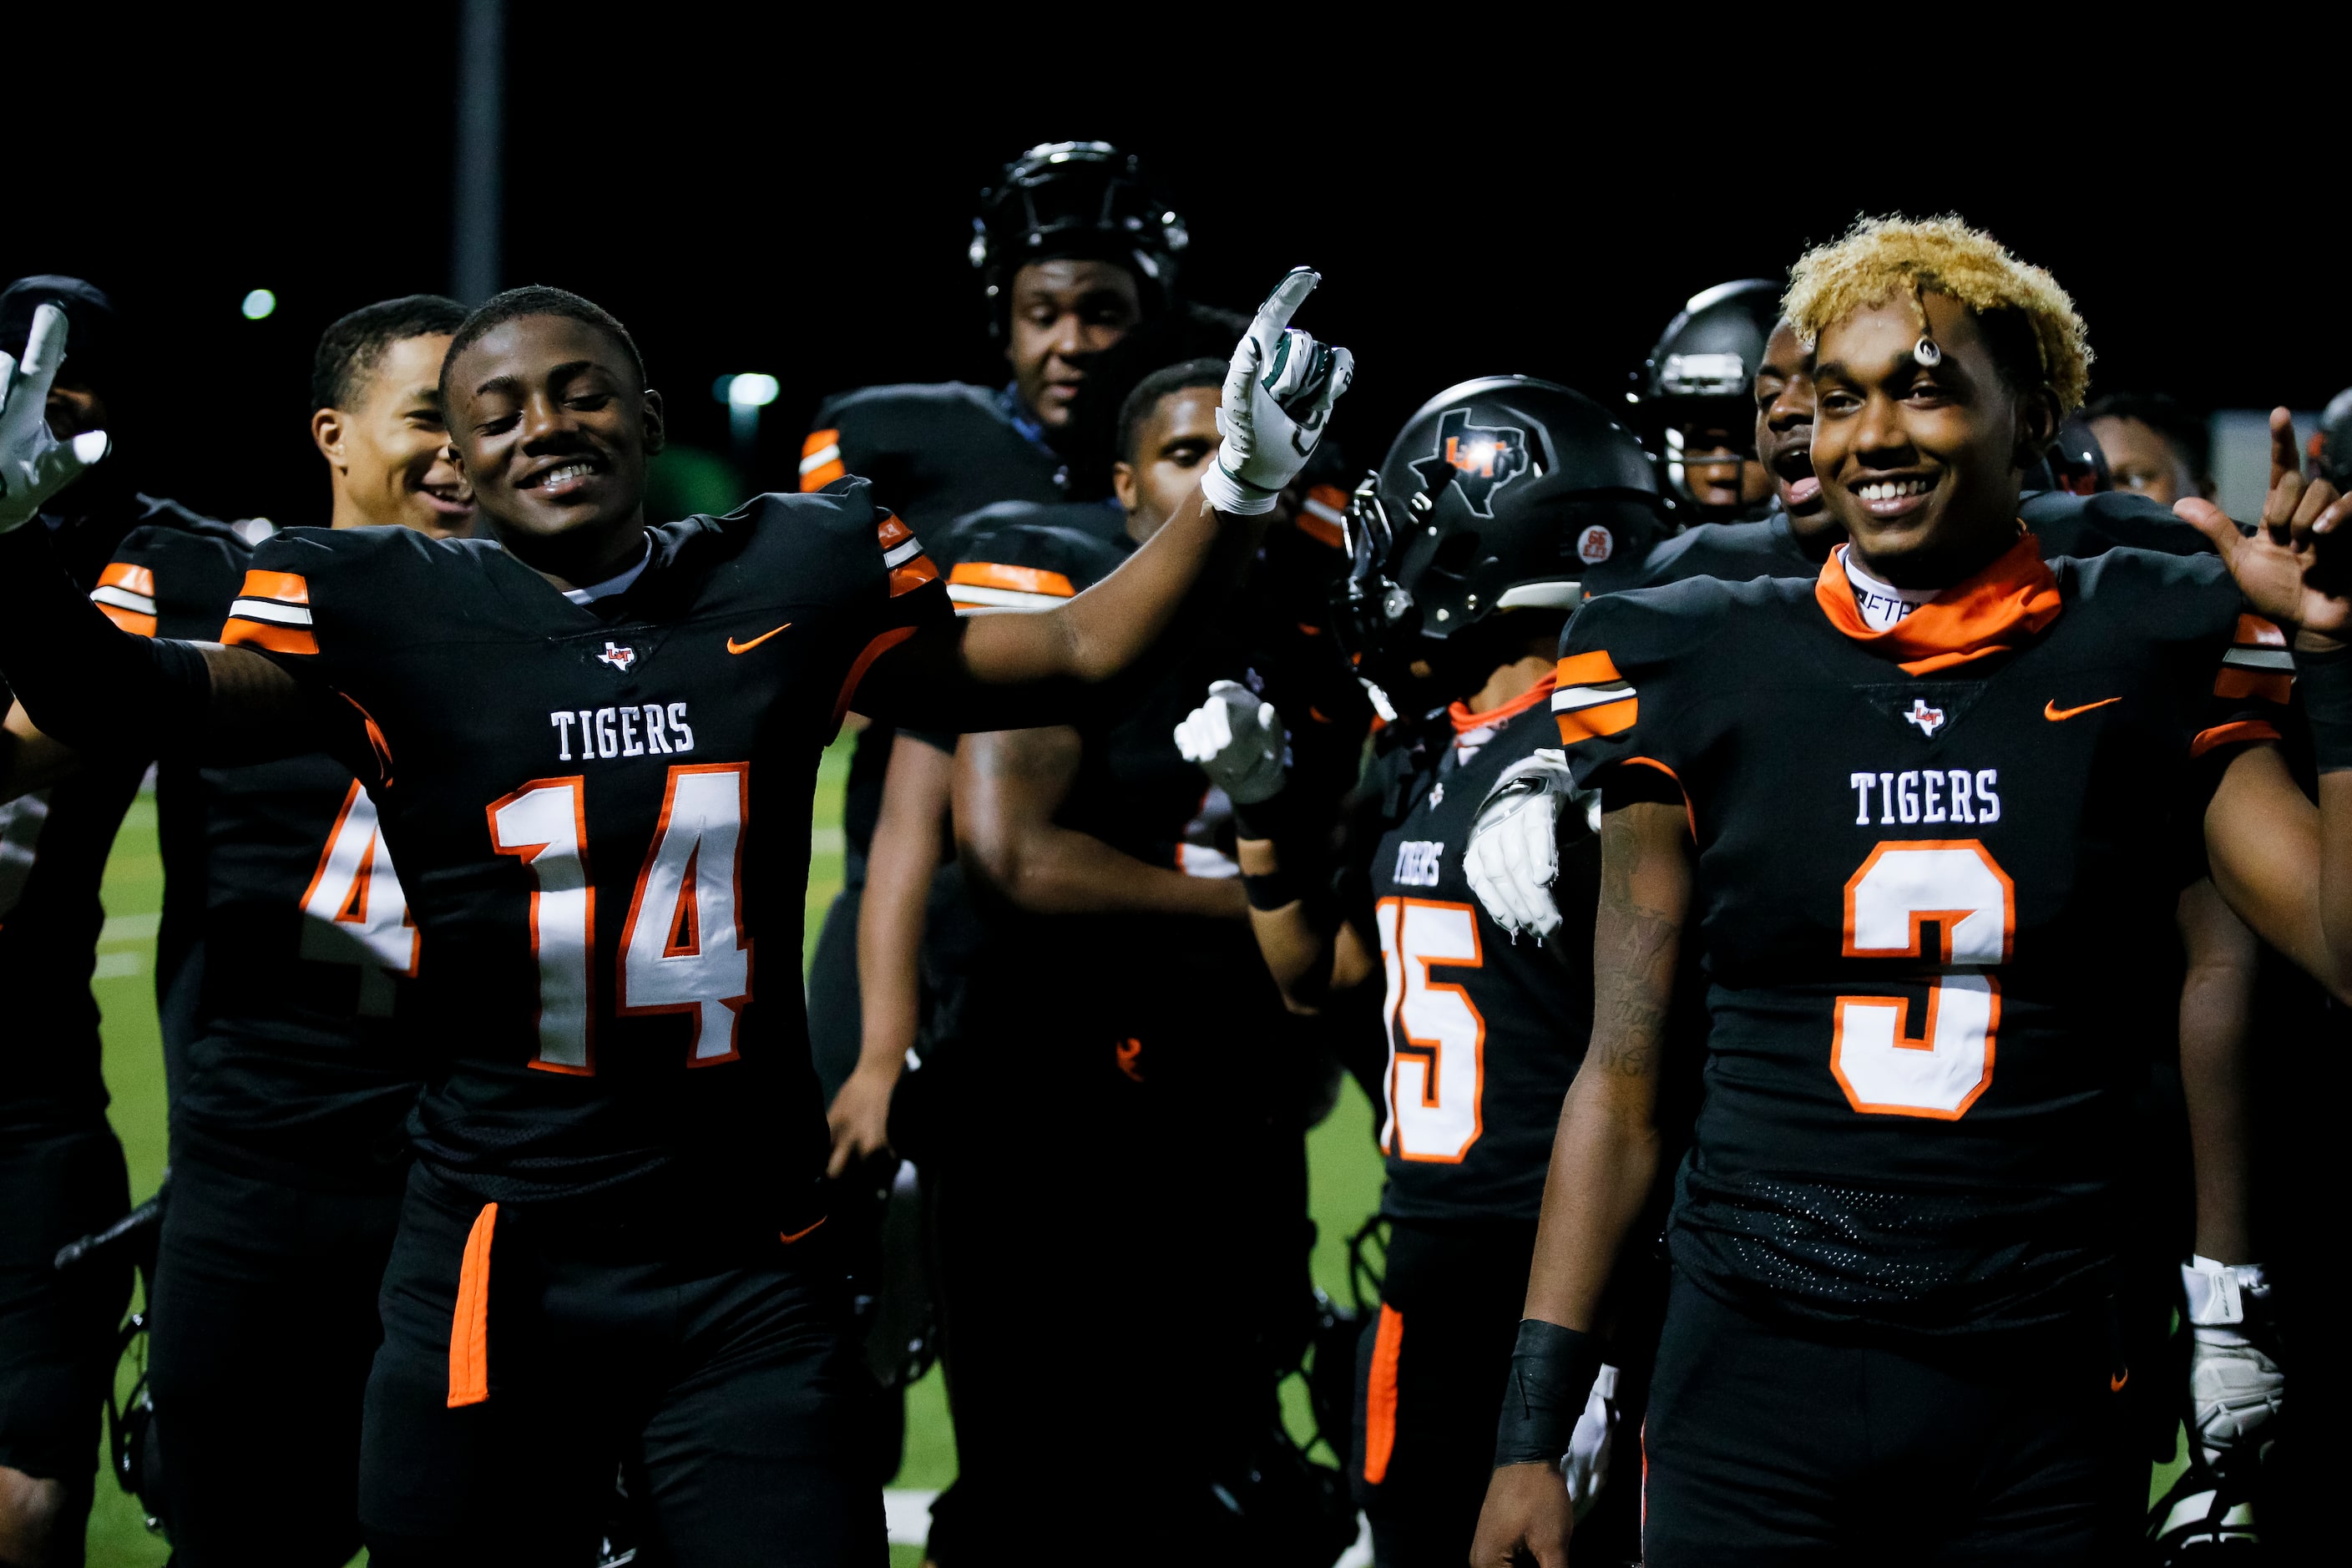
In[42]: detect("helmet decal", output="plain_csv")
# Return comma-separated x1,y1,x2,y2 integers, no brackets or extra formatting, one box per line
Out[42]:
1576,525,1615,564
1410,407,1530,518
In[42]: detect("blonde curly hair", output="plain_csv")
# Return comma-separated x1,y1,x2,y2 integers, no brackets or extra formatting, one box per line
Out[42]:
1783,215,2092,416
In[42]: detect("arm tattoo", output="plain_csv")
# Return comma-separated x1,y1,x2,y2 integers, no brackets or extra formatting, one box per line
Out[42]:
1591,811,1683,1078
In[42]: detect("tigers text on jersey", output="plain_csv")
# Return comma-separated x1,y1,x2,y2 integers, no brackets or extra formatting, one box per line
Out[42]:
1551,539,2281,1333
226,485,952,1226
1366,684,1594,1222
100,520,423,1183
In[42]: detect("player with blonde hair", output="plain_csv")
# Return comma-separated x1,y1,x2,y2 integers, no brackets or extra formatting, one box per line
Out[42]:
1464,215,2349,1565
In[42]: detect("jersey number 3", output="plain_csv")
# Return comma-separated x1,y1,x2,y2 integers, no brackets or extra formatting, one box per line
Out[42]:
1375,898,1485,1161
488,764,753,1075
1833,840,2014,1120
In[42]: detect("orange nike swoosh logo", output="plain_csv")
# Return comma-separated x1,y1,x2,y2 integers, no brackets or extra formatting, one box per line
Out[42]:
726,623,791,655
2110,1368,2129,1393
777,1216,827,1245
2045,696,2122,722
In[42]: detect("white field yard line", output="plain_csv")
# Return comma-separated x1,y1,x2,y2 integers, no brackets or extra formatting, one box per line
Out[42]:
878,1491,1373,1562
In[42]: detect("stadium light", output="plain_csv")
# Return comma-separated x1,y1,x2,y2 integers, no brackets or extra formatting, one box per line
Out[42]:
240,289,277,321
715,373,780,458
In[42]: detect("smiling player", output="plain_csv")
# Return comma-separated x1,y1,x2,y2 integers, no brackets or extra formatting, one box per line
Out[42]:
1464,216,2352,1565
0,271,1348,1563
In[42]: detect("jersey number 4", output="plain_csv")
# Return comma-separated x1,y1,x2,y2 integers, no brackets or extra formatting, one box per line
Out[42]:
299,781,417,1018
1375,898,1485,1162
1833,840,2014,1120
487,765,753,1075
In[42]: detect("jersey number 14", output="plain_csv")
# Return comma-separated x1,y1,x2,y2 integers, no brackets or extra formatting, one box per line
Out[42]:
487,765,754,1075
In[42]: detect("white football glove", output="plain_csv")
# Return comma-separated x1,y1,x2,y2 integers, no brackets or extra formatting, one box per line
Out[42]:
1200,268,1353,516
2183,1256,2284,1465
1464,750,1579,940
0,304,109,534
1560,1363,1620,1522
1172,680,1287,804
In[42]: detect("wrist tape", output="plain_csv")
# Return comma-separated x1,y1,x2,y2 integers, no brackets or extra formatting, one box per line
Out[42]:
1493,1319,1603,1469
2296,640,2352,772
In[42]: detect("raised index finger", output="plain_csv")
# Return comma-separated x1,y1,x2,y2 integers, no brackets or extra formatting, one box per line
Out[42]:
2270,406,2303,493
1249,267,1321,352
0,306,69,451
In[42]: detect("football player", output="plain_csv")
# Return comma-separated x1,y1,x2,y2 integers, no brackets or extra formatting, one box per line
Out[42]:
0,276,215,1568
913,357,1347,1563
1463,216,2351,1565
129,296,468,1564
801,140,1180,1138
2085,391,2213,507
1177,377,1672,1567
1631,316,1837,585
0,271,1348,1563
1,295,473,1563
1631,281,1781,523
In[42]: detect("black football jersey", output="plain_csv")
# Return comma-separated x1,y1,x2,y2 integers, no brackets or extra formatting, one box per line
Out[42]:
2021,487,2213,559
1550,539,2282,1333
224,485,953,1225
1363,688,1595,1222
99,521,422,1183
0,494,222,1125
1632,504,1822,588
801,382,1076,534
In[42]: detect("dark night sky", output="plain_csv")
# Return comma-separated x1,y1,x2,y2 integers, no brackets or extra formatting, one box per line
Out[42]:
14,15,2334,529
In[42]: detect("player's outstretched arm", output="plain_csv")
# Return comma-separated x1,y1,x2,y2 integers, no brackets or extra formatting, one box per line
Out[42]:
859,270,1352,733
831,731,955,1178
2183,408,2352,994
1471,800,1690,1568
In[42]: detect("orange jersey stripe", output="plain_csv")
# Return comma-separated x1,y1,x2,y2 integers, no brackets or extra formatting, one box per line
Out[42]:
1555,650,1624,688
95,604,158,636
1362,1304,1404,1485
2214,666,2292,705
834,625,919,725
2191,718,2283,759
220,617,320,657
236,569,309,605
2234,614,2287,648
877,513,914,549
888,555,941,598
946,560,1077,599
97,561,155,595
801,458,846,491
446,1201,498,1408
802,427,841,458
1556,695,1637,743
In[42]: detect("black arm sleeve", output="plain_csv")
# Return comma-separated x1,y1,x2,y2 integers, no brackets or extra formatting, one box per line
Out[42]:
0,523,214,757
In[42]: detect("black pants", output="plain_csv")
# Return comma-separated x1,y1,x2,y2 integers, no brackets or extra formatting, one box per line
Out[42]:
145,1151,402,1566
0,1120,129,1501
921,1034,1308,1565
357,1166,882,1567
1348,1217,1534,1568
1641,1270,2143,1566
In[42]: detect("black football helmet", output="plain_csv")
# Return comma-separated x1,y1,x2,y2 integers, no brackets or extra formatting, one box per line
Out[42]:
2315,386,2352,489
2046,412,2113,495
1333,377,1667,717
1633,279,1780,512
970,142,1187,331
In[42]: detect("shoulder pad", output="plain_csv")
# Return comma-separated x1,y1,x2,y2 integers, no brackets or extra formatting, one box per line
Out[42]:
813,381,1002,431
2059,547,2240,640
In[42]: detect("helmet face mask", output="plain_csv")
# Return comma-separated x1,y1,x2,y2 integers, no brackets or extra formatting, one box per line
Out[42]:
971,142,1188,335
1332,377,1669,715
1635,279,1782,514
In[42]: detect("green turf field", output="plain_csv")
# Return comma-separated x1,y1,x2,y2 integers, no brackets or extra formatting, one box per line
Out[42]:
80,732,1391,1565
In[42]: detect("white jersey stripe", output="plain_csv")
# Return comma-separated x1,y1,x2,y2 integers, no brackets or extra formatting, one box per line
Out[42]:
227,599,315,626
